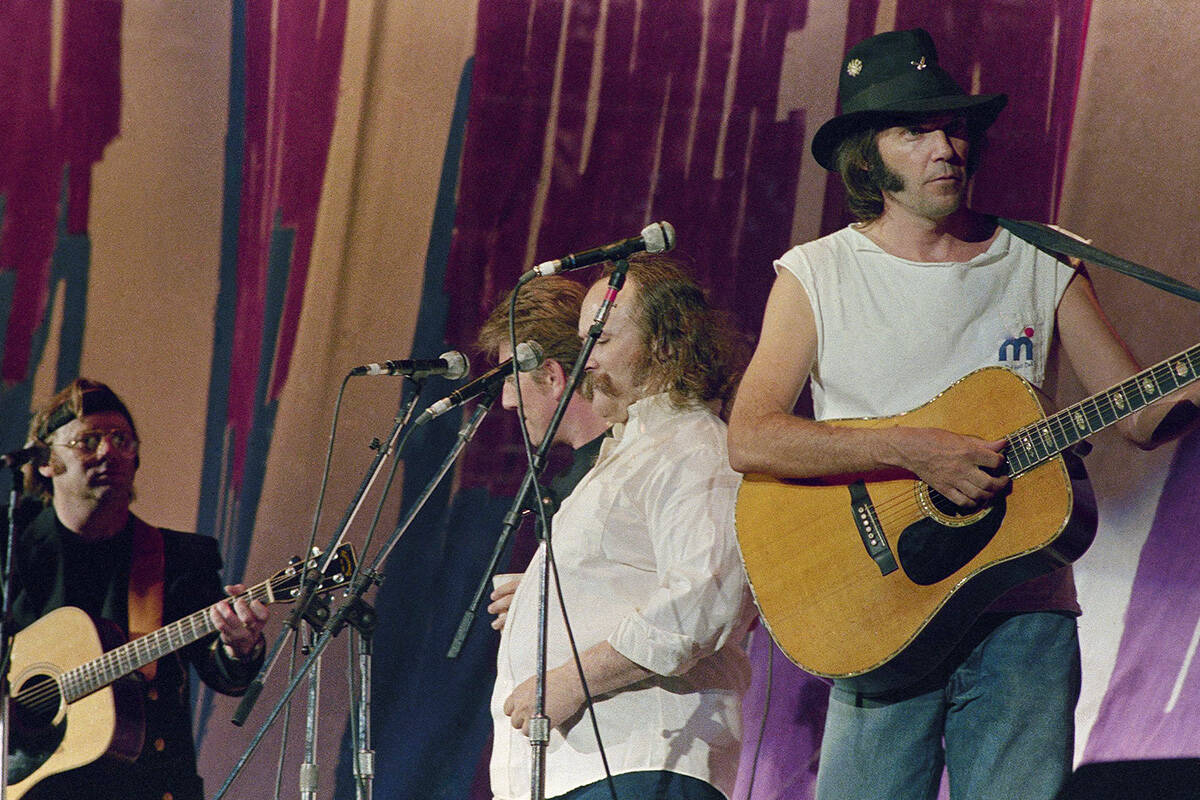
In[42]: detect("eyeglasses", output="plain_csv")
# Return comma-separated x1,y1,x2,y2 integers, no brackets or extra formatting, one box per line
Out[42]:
50,429,140,456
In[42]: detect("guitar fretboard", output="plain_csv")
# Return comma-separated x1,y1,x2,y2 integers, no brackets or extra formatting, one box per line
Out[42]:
1004,343,1200,476
58,577,282,703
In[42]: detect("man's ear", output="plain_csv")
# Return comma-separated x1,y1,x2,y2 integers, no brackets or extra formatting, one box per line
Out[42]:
544,359,568,396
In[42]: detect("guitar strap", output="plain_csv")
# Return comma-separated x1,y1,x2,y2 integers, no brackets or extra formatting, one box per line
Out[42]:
128,516,165,681
994,217,1174,544
996,217,1200,304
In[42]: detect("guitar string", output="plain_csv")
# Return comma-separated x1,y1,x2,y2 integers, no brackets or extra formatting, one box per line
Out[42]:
15,583,283,714
860,399,1100,530
749,359,1196,585
12,562,331,716
842,354,1197,549
13,585,273,717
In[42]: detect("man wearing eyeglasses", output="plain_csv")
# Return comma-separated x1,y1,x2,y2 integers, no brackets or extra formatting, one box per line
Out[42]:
8,378,269,800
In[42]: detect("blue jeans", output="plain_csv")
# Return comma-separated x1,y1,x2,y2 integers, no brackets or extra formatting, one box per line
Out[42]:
816,611,1080,800
551,771,724,800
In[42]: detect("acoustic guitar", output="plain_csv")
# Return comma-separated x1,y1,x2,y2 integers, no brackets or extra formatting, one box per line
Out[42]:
6,543,357,799
736,345,1199,694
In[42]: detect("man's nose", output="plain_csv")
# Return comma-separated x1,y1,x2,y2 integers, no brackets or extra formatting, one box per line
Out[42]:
929,129,956,158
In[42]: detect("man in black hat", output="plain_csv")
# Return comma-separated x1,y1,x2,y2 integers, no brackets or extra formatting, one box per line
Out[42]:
727,27,1200,800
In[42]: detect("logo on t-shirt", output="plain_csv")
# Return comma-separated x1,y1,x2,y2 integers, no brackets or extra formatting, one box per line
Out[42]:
998,326,1036,363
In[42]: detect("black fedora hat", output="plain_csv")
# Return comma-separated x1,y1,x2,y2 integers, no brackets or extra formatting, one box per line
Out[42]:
811,28,1007,171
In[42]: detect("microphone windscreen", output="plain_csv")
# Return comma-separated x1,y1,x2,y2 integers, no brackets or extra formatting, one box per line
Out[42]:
514,340,544,372
641,221,676,254
440,350,471,380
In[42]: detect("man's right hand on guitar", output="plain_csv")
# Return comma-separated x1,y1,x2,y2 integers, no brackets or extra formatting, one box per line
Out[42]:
883,426,1010,508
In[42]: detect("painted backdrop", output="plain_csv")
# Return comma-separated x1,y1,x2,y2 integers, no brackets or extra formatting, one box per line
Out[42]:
1,1,1197,798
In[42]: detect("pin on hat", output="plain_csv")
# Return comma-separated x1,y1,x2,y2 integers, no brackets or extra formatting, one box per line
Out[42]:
811,28,1007,171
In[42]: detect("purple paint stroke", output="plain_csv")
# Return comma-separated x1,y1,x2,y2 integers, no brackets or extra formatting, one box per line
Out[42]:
0,0,121,382
1083,430,1200,762
733,627,828,800
449,0,805,497
224,0,347,486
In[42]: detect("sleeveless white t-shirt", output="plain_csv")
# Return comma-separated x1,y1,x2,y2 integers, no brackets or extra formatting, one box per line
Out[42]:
776,225,1077,421
777,224,1083,614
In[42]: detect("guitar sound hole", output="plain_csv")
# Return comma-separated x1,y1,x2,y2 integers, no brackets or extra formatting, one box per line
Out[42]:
8,674,67,786
929,490,971,517
12,674,62,732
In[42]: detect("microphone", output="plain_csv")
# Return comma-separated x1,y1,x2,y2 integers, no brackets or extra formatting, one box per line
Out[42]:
350,350,469,379
414,341,544,425
524,221,676,279
0,446,38,468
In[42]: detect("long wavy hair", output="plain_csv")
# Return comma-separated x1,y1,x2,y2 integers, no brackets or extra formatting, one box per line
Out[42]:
603,253,748,412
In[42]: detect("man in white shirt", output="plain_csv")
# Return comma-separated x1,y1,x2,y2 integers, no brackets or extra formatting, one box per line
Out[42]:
490,255,755,800
475,276,610,631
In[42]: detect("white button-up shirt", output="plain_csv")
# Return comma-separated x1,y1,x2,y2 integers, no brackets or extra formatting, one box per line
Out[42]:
491,393,755,800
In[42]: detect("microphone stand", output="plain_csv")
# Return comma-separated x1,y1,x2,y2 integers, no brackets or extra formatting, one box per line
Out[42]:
299,624,322,800
233,386,424,730
346,595,378,799
225,382,422,800
0,462,24,800
446,260,629,800
215,384,501,800
296,588,334,800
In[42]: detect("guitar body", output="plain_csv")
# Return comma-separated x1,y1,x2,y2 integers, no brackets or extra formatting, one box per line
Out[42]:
7,607,144,800
736,367,1097,694
4,543,357,799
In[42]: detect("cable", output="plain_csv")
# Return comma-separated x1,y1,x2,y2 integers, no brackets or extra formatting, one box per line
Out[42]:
546,538,621,800
266,373,351,800
742,627,775,799
506,283,621,800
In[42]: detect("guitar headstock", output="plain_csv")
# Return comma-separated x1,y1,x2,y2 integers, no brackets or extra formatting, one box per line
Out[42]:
269,543,357,603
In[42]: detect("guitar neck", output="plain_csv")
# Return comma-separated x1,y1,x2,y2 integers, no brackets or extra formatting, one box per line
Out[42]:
59,579,277,703
1005,342,1200,476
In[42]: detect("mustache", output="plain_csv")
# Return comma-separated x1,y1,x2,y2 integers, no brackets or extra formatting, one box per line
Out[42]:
590,373,616,397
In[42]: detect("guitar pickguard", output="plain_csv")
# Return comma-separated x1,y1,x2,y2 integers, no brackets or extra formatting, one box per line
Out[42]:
896,497,1007,586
